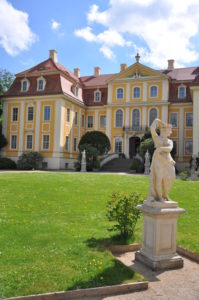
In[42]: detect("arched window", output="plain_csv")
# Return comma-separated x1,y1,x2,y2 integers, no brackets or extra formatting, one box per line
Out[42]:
178,86,186,98
115,109,123,127
149,108,158,126
132,109,140,129
150,86,158,97
94,90,101,102
117,88,124,99
133,87,140,98
21,78,30,92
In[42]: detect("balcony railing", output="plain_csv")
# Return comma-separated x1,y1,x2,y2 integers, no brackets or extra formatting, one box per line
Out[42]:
123,125,148,133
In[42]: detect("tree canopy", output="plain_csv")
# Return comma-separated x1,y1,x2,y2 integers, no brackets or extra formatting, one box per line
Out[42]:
0,69,15,95
78,131,111,155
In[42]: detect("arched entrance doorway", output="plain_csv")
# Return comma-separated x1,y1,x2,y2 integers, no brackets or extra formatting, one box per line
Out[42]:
129,136,140,158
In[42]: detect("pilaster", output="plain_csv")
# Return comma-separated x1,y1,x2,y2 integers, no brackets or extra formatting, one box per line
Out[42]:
35,101,41,151
18,100,24,155
179,107,184,161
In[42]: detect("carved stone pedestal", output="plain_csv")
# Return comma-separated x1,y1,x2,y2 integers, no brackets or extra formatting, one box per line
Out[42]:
81,163,87,172
135,200,185,271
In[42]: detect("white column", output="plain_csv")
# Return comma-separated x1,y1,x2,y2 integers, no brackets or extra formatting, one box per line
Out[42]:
78,109,81,142
162,105,168,123
59,100,65,156
70,104,74,158
125,108,129,127
162,79,169,101
124,108,129,158
35,101,41,151
179,107,184,161
1,100,8,156
18,100,24,155
143,82,147,101
107,84,112,103
125,134,129,158
106,108,112,141
193,90,199,155
126,83,130,102
142,106,147,128
95,110,98,130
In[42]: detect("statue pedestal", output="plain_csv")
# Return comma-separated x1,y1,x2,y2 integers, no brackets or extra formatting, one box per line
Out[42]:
191,171,199,181
135,200,185,271
81,163,87,172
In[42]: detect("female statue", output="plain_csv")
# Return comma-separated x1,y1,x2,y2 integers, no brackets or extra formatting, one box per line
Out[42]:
148,118,175,202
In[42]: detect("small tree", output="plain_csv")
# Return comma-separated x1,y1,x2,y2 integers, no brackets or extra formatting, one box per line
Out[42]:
0,133,7,151
17,152,43,170
106,191,143,239
78,143,98,171
78,131,110,155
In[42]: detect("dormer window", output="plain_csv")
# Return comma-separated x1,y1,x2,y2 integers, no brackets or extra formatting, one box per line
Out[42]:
178,85,186,99
75,84,79,97
37,76,46,91
94,89,101,102
21,78,30,92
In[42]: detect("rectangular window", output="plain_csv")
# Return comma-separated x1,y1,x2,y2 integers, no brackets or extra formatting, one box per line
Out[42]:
11,135,17,149
43,135,50,150
81,114,85,127
22,81,27,91
185,140,192,156
186,112,193,127
66,108,70,122
74,137,77,152
170,112,178,128
44,106,51,121
114,138,122,153
100,115,106,128
65,136,69,151
74,112,78,125
38,80,44,91
87,116,93,128
26,135,33,149
28,107,34,121
172,139,178,155
12,107,18,122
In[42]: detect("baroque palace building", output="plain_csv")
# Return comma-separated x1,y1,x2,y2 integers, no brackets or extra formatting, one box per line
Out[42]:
1,50,199,170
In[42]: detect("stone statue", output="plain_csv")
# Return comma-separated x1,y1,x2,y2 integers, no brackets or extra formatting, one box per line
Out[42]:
144,150,150,175
81,150,87,172
191,155,199,181
147,119,175,202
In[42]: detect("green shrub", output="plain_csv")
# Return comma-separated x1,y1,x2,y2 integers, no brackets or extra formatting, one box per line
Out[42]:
179,171,189,181
17,152,43,170
139,138,155,158
0,133,7,150
130,158,144,173
0,157,16,169
106,191,143,239
93,159,100,170
78,131,110,155
78,144,98,171
130,159,138,171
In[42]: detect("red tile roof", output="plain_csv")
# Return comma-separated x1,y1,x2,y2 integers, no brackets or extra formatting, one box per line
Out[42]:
80,74,115,87
161,67,199,81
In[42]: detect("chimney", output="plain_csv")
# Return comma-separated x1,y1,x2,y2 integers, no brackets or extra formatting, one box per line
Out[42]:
120,63,127,72
94,67,101,76
168,59,174,71
49,49,58,63
74,68,80,78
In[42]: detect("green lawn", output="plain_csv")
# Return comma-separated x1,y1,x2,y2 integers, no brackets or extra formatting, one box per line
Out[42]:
0,172,198,298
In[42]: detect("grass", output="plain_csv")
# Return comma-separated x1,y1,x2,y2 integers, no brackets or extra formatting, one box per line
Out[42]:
0,172,199,297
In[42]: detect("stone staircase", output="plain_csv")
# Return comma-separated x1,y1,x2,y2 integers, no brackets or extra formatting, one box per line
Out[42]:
100,158,132,173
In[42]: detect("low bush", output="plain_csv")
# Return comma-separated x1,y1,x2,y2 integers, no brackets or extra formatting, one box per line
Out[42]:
106,191,143,239
0,158,16,169
179,171,189,181
130,158,144,173
17,152,43,170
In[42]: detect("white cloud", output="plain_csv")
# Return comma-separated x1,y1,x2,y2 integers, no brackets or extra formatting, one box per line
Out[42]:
75,0,199,67
100,45,115,60
0,0,37,56
75,27,96,42
51,19,61,31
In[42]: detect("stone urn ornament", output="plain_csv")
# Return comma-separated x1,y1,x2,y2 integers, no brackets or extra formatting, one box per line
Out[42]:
135,119,185,270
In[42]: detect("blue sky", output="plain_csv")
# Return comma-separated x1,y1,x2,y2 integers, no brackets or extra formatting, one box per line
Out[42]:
1,0,199,76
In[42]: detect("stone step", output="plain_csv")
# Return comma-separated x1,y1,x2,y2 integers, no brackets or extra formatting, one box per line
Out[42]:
100,158,133,172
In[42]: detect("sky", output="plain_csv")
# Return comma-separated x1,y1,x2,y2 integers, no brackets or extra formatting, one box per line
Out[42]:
1,0,199,76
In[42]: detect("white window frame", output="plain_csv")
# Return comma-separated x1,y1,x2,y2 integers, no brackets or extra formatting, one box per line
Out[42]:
178,85,186,99
43,105,51,121
100,115,106,128
37,76,46,91
12,107,19,122
148,107,159,126
115,109,124,128
185,112,193,128
74,84,79,97
116,87,124,100
184,140,193,156
169,112,178,128
21,78,30,92
150,85,158,98
133,87,141,99
114,137,123,153
42,134,50,150
10,135,17,150
65,136,69,151
27,106,34,122
87,115,93,128
94,89,102,102
66,108,70,123
26,134,33,150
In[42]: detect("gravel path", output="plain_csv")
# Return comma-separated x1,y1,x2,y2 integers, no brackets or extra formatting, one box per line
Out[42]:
81,252,199,300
